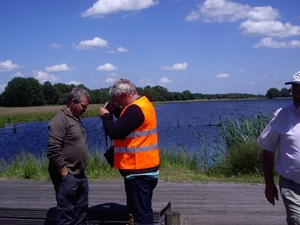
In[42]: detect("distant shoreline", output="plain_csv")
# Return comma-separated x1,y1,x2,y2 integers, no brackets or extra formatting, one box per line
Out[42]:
0,97,290,117
0,104,100,116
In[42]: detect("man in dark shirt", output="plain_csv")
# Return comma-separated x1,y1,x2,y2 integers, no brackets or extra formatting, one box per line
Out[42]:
47,87,90,225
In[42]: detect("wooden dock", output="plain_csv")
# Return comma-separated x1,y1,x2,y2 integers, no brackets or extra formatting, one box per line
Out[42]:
0,179,286,225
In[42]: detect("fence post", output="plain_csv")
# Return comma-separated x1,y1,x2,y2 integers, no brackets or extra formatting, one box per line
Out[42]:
165,211,181,225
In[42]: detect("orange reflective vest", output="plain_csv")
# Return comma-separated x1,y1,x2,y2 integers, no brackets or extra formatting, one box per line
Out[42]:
113,96,159,170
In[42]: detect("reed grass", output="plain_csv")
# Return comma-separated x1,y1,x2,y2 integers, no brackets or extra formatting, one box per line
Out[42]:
209,114,279,180
219,114,271,149
0,149,203,182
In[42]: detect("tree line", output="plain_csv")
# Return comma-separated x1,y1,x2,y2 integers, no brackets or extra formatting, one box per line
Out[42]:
0,77,291,107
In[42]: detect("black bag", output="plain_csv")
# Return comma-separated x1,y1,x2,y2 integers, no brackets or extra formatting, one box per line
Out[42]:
104,145,114,167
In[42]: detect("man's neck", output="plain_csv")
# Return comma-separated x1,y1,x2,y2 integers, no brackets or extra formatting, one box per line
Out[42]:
128,94,140,104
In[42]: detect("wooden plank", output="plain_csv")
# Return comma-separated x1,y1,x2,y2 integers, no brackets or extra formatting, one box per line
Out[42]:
0,179,286,225
0,179,171,224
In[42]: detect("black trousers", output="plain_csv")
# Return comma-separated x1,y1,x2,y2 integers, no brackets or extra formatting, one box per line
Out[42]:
124,176,158,225
50,171,89,225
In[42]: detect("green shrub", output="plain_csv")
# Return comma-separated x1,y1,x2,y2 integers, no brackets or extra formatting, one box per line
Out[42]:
213,139,263,176
159,146,199,171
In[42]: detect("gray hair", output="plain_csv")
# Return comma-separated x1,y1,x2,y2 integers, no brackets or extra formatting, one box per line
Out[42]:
67,87,90,105
109,78,138,96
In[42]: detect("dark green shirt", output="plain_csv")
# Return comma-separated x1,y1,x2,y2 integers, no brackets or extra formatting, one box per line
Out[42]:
46,107,87,175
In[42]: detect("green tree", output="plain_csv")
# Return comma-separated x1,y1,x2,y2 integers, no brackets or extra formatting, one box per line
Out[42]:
193,93,203,99
171,92,182,101
266,88,280,99
143,86,160,102
42,81,59,105
181,90,195,100
77,84,91,93
26,77,45,106
53,83,75,105
280,87,290,97
2,77,44,107
152,85,172,101
90,88,110,104
136,87,144,96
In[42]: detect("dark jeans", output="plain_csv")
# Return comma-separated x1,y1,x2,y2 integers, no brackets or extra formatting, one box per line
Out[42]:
50,171,89,225
124,176,158,225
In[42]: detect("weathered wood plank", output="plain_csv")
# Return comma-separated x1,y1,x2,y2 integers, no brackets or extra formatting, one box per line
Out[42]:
0,179,286,225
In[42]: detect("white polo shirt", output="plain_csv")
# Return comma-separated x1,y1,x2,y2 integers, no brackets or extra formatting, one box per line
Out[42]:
257,103,300,184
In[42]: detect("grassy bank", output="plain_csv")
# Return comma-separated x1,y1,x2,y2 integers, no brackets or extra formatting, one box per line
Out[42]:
0,105,277,183
0,147,266,183
0,105,101,128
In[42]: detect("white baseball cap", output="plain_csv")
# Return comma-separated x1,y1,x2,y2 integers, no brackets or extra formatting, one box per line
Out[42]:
285,71,300,85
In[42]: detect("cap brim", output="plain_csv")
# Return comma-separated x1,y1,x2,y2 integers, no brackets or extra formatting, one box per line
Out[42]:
285,81,300,85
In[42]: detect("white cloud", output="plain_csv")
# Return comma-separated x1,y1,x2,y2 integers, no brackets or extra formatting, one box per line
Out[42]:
104,77,117,83
117,47,129,52
161,62,188,71
230,69,246,73
47,43,62,49
253,37,300,48
247,6,279,21
158,77,173,83
0,60,21,72
74,37,109,50
96,63,118,71
240,20,300,38
186,0,251,23
186,0,279,23
33,71,60,83
185,0,300,49
81,0,159,18
106,50,116,54
185,10,200,22
12,72,24,77
106,47,129,54
66,80,81,85
45,63,75,72
140,78,152,83
140,78,154,86
216,73,230,78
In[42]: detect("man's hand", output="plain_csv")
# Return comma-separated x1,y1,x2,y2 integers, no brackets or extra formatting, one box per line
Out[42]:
104,102,118,112
98,107,110,118
58,166,68,179
265,183,279,205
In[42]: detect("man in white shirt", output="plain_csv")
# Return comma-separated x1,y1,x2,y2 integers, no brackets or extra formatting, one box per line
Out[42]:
258,71,300,225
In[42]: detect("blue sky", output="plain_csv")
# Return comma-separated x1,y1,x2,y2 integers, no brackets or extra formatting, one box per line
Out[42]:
0,0,300,95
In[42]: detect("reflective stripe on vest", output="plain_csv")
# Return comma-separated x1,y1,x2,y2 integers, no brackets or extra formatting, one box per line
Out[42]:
126,127,157,138
115,143,158,154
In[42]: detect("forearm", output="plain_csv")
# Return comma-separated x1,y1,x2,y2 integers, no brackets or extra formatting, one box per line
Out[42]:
262,150,275,185
46,142,66,169
102,105,144,140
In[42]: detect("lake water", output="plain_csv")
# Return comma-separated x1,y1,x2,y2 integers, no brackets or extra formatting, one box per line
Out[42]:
0,99,292,162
